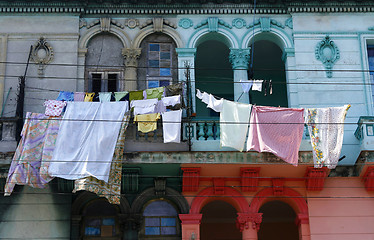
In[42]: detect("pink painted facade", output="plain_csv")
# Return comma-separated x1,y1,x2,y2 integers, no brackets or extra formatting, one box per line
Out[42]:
179,163,374,240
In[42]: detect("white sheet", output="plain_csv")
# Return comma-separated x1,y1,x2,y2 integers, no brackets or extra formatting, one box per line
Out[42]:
48,102,128,182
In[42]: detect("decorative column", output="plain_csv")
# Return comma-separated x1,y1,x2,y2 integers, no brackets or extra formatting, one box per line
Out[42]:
176,48,197,114
282,48,297,107
179,214,202,240
229,48,251,104
296,213,310,240
77,48,87,92
122,48,141,91
236,212,262,240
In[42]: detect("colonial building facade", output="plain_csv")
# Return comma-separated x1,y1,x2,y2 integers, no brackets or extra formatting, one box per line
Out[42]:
1,1,374,240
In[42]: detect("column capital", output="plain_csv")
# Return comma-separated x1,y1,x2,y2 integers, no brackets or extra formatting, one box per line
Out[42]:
122,48,141,67
236,212,262,232
179,214,203,224
176,48,197,57
229,48,251,70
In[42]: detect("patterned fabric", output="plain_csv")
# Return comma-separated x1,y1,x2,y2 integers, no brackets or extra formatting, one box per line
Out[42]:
44,100,67,116
307,105,350,169
145,87,165,100
56,91,74,101
73,114,130,204
4,113,61,196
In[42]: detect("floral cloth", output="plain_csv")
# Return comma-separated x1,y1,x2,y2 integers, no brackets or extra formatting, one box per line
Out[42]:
4,113,61,196
73,114,130,204
44,100,67,116
307,105,350,169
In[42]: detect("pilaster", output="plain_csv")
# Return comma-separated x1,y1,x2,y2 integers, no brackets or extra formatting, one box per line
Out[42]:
229,48,250,103
122,48,141,91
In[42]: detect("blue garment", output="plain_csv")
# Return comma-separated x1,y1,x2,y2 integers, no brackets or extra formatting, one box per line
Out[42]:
56,91,74,101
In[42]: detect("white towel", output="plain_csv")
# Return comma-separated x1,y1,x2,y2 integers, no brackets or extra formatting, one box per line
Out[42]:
48,102,128,183
162,95,181,107
252,80,263,91
240,79,253,93
220,100,252,151
162,109,182,143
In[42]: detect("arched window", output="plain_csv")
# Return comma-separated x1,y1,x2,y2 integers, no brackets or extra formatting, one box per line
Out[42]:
81,199,121,239
85,33,124,92
138,33,178,90
140,200,180,239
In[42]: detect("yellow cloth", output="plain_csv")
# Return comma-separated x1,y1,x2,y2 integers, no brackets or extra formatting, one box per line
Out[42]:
84,93,95,102
134,113,160,133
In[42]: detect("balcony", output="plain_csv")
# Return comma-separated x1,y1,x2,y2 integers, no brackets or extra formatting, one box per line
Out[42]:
355,116,374,151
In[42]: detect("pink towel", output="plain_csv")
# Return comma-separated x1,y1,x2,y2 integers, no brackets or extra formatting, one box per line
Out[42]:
246,106,304,166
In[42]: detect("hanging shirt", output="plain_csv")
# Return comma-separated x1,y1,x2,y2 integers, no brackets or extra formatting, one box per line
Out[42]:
134,113,160,133
56,91,74,101
162,95,181,107
49,102,128,183
84,92,95,102
306,105,350,169
196,89,223,112
99,92,112,102
165,82,185,107
146,87,165,100
4,113,61,196
220,100,252,151
74,92,85,102
240,79,253,93
44,100,67,117
129,90,144,101
251,80,263,92
246,106,304,166
114,91,129,101
162,109,182,143
131,99,158,115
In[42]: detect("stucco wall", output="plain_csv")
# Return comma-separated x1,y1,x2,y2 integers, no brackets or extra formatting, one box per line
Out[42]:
307,178,374,240
0,186,71,240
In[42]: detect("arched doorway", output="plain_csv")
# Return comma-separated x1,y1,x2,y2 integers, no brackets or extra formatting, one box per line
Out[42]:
248,40,288,107
200,200,241,240
258,201,299,240
195,34,233,118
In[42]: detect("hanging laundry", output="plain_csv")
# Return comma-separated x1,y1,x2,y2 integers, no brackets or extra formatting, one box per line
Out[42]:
84,92,95,102
263,80,273,96
220,100,252,151
155,100,167,113
114,91,129,101
56,91,74,101
306,105,350,169
130,98,158,115
44,100,67,117
196,89,223,112
99,92,112,102
165,82,185,107
162,95,181,109
134,113,160,133
4,113,61,196
49,102,128,183
92,93,100,102
73,114,130,204
162,109,182,143
240,79,253,93
129,90,144,101
146,87,165,100
251,80,263,92
246,106,304,166
74,92,85,102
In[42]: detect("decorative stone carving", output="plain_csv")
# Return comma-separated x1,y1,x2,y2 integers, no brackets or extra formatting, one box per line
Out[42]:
315,35,340,78
110,19,125,29
272,178,285,196
122,48,141,67
154,178,166,196
84,18,124,30
79,19,87,29
194,17,232,32
305,167,329,191
124,18,139,29
229,48,251,70
236,213,263,232
179,18,193,29
246,17,284,30
181,167,200,192
30,37,54,76
139,18,177,31
100,17,111,32
240,167,260,192
285,17,293,29
232,18,246,29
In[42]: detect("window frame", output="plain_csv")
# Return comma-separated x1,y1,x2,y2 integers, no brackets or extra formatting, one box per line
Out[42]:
146,42,173,89
86,69,124,93
360,35,374,115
